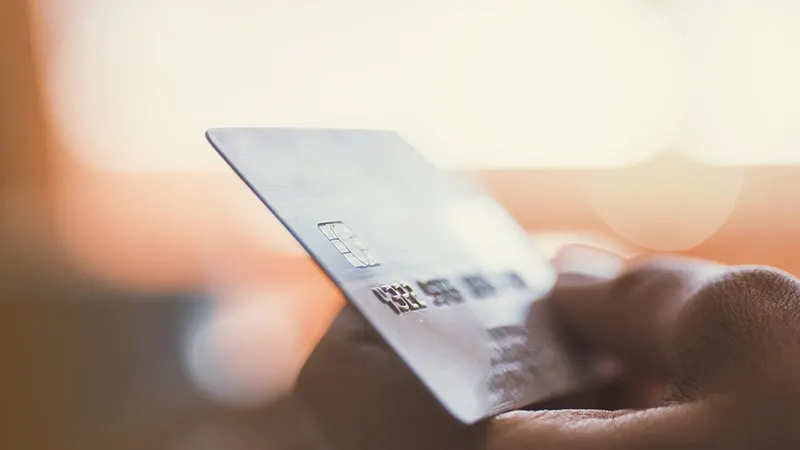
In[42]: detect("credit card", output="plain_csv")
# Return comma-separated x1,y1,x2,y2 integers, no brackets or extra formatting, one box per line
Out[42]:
206,128,611,424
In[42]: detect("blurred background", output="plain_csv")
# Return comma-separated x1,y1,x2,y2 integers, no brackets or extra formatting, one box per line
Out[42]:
3,0,800,448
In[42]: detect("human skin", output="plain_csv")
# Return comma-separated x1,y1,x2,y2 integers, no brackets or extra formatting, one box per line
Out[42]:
292,246,800,450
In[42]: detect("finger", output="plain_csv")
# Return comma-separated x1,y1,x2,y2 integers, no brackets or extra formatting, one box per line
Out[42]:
550,246,727,374
528,375,665,411
487,404,726,450
490,264,800,450
595,376,665,410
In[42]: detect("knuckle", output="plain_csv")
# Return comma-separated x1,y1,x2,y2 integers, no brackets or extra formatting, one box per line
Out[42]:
722,267,800,311
670,266,800,397
690,266,800,328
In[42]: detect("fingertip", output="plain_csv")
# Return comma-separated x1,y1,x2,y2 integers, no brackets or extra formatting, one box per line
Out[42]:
553,245,626,280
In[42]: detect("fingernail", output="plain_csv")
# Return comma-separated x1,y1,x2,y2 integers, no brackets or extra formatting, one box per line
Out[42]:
554,245,625,280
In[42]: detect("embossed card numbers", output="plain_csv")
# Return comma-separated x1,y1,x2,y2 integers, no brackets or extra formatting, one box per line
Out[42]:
207,128,612,424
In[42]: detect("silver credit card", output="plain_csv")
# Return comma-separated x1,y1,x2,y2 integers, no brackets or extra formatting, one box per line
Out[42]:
206,128,609,424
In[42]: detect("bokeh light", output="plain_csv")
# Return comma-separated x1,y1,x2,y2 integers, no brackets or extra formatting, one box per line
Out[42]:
34,0,800,284
587,153,744,251
46,0,684,172
667,0,800,165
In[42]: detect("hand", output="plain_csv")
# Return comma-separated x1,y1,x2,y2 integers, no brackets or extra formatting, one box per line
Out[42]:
489,247,800,450
294,248,800,450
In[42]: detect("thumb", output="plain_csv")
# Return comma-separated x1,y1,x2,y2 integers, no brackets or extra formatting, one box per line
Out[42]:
500,248,800,450
487,403,725,450
549,246,726,374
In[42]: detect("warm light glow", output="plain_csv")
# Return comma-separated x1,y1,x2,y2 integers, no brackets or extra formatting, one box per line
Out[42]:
587,154,744,251
46,0,685,172
36,0,800,289
412,0,686,169
667,0,800,165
